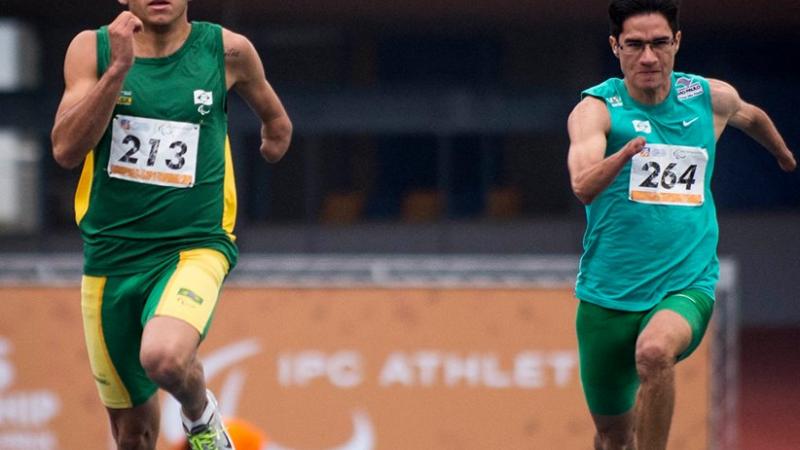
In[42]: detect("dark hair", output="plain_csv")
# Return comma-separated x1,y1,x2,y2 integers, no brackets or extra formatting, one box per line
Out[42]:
608,0,680,38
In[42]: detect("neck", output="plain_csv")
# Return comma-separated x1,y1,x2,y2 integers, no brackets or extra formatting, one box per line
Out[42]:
134,20,192,58
625,77,672,105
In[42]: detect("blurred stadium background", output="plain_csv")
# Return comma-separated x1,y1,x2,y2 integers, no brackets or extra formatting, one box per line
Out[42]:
1,1,798,449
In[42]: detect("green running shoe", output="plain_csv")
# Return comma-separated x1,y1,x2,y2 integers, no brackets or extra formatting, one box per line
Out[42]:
182,390,235,450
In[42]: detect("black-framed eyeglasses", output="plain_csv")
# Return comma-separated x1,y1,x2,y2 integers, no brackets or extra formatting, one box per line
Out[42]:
616,38,676,55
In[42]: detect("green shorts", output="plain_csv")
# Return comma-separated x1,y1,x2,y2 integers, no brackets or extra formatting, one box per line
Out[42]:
575,289,714,416
81,248,230,409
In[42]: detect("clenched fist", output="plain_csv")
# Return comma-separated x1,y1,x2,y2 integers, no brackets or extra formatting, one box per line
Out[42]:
107,11,143,76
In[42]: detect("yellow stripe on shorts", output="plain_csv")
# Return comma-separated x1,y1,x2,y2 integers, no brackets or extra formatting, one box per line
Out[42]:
74,150,95,225
155,249,230,333
222,135,238,240
81,275,133,409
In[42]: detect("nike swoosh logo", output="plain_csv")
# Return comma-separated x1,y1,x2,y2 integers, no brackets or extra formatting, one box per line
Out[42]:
673,293,700,307
682,117,699,127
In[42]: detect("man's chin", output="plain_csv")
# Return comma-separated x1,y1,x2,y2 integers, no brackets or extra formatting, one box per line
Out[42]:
634,75,665,90
143,15,176,27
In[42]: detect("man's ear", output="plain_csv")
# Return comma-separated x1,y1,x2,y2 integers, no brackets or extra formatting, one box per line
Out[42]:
609,35,619,58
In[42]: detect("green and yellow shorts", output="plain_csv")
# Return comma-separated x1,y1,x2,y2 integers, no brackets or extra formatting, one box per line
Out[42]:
575,289,714,416
80,248,230,409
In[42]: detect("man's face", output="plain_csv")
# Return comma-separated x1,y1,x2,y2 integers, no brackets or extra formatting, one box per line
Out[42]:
118,0,189,27
609,13,681,92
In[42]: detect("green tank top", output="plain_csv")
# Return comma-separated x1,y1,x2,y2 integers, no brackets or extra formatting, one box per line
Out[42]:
76,22,238,275
575,72,719,311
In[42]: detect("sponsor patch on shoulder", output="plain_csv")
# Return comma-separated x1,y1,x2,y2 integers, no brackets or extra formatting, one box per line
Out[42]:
676,76,704,101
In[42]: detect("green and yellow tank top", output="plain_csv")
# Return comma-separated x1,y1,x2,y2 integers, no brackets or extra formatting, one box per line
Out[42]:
575,72,719,311
76,21,238,275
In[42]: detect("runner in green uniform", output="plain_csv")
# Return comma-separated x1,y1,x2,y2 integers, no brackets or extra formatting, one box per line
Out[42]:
51,1,292,449
566,1,795,449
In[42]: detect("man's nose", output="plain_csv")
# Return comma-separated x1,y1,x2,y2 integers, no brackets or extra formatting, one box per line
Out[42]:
639,44,659,63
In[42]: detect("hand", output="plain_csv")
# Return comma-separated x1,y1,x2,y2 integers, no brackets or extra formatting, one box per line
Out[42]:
777,150,797,172
107,11,143,76
622,136,647,159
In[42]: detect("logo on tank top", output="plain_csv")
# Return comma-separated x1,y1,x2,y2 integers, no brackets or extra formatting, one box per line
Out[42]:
632,120,652,134
194,89,214,115
676,77,704,101
682,117,700,127
607,96,623,107
117,90,133,106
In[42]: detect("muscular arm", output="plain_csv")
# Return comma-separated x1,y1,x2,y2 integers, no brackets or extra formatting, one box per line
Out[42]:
710,78,796,172
51,12,143,169
224,29,292,163
567,96,646,205
51,31,120,169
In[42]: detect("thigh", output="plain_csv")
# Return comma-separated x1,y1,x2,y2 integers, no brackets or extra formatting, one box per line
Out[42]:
82,274,159,409
576,301,645,416
640,289,715,361
143,248,230,338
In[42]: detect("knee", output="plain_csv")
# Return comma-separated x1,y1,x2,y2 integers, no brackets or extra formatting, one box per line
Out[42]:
635,339,674,382
140,345,190,388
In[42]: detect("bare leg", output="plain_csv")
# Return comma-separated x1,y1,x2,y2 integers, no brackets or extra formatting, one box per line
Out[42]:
591,411,637,450
107,394,160,450
140,316,208,420
634,310,692,450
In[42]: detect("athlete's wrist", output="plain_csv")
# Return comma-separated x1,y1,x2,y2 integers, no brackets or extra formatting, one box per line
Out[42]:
105,63,132,83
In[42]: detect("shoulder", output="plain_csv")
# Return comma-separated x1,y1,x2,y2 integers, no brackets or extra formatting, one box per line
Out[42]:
568,96,610,138
707,78,739,101
572,95,608,114
569,96,609,124
67,30,97,55
64,30,98,73
221,28,261,67
222,28,255,55
221,28,264,87
707,78,742,117
581,77,621,100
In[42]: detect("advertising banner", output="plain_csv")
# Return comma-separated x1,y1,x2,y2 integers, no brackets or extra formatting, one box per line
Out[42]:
0,287,709,450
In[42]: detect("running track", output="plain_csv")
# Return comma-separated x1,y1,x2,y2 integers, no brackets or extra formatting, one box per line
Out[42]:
739,328,800,450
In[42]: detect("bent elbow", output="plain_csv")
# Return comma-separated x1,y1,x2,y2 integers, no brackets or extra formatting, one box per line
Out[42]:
261,148,285,164
51,142,84,170
574,192,594,206
261,144,289,163
261,119,293,163
571,182,594,205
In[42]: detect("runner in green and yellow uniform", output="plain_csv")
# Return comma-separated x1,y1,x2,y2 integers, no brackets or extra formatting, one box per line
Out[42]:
566,1,795,449
51,1,292,448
